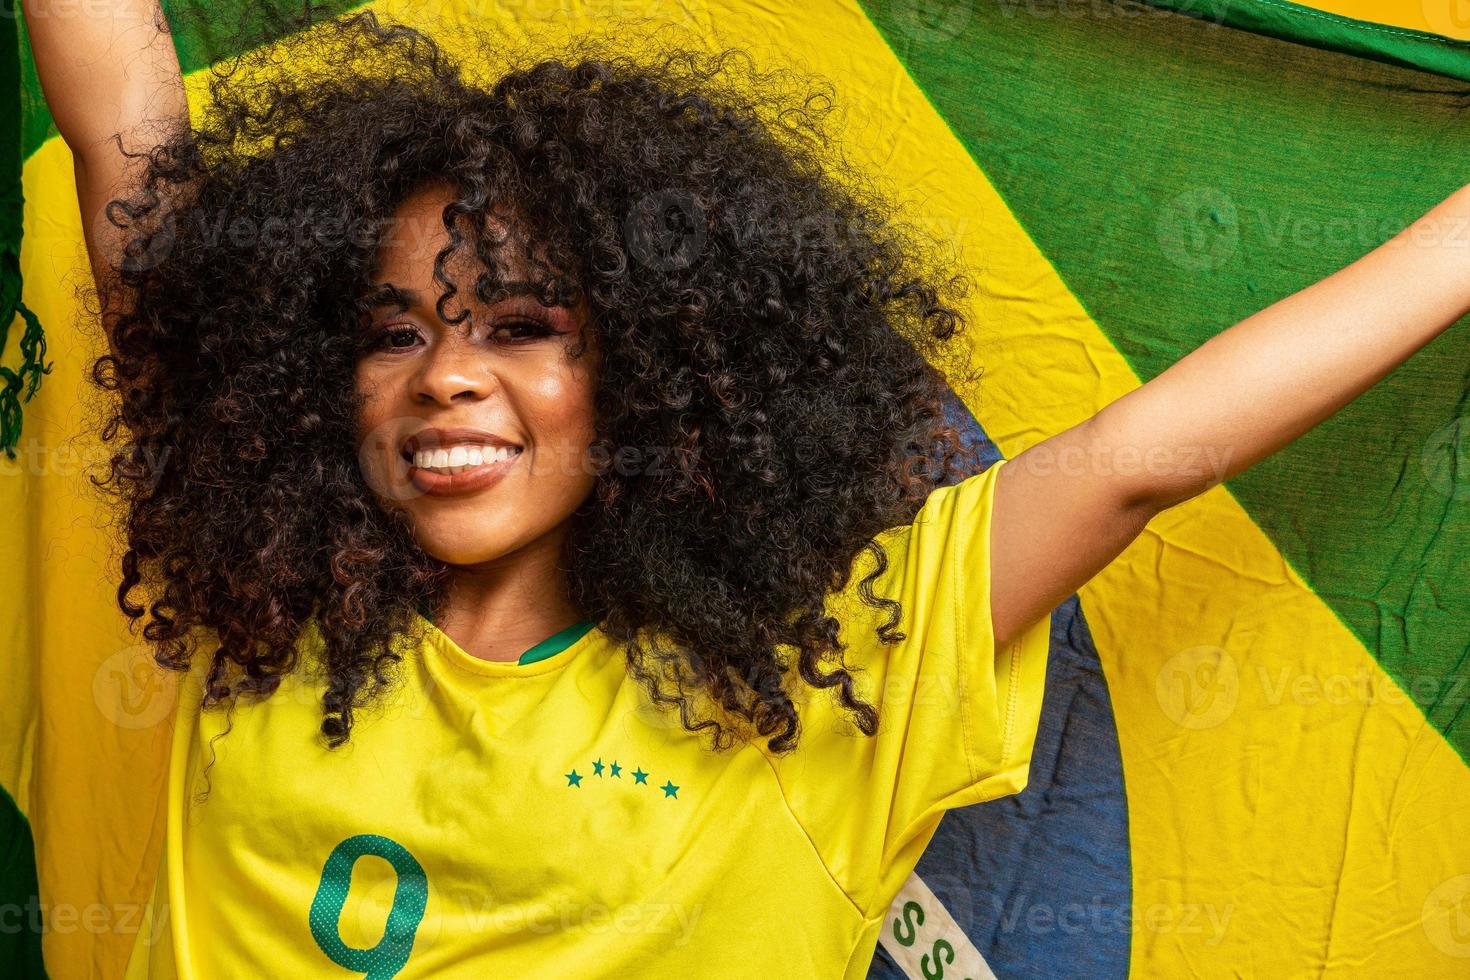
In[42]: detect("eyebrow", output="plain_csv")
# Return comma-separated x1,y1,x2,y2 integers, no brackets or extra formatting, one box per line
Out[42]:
365,279,545,312
365,282,418,312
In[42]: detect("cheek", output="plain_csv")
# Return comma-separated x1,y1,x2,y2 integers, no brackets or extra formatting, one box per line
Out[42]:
528,365,599,443
352,368,391,431
354,361,388,402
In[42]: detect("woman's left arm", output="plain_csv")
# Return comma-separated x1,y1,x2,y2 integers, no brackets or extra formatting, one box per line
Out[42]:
989,181,1470,650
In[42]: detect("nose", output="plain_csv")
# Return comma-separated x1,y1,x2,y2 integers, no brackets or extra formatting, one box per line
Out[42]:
410,331,495,406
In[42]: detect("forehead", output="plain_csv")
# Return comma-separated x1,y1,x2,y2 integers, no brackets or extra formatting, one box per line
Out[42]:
364,182,593,333
372,181,532,290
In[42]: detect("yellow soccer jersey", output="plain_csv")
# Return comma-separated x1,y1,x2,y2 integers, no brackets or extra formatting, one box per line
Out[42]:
123,457,1051,979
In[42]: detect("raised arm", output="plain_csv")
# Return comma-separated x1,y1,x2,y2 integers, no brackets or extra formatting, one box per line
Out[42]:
989,181,1470,650
22,0,186,348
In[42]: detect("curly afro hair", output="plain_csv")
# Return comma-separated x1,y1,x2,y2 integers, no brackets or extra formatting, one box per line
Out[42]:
88,8,985,755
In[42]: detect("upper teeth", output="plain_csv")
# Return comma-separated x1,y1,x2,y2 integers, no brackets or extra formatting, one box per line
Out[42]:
411,444,520,469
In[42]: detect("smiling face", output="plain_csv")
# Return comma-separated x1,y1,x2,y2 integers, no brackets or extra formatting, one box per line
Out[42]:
354,181,601,567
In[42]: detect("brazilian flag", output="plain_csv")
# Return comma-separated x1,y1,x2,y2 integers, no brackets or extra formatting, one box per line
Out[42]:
4,1,1469,976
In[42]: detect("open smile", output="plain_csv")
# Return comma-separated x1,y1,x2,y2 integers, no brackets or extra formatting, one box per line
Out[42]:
402,444,524,498
398,427,524,497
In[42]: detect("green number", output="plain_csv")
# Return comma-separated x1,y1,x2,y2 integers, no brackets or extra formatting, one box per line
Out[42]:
310,834,427,979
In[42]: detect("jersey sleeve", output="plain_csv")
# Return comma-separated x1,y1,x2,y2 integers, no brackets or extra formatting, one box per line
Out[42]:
757,456,1052,917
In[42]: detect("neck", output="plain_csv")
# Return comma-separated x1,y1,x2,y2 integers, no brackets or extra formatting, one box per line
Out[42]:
429,530,586,663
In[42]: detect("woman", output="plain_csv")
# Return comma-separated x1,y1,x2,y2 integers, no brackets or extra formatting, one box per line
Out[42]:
24,1,1470,976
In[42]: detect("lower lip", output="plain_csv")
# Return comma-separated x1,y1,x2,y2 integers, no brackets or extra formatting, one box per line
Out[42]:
406,449,522,497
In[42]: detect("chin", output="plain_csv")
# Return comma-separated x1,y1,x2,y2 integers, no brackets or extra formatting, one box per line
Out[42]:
399,515,499,561
418,536,515,566
399,493,588,566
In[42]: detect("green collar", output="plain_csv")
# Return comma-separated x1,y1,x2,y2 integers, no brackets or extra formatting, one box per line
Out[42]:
416,604,594,665
517,619,596,665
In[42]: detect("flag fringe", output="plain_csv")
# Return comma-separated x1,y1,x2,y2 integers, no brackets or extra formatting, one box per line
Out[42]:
0,245,50,461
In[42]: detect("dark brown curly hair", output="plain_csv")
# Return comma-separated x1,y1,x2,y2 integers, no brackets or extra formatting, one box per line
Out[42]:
87,8,984,756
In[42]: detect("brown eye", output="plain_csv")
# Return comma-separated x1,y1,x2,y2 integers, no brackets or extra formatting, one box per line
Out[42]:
373,326,421,350
490,319,557,343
